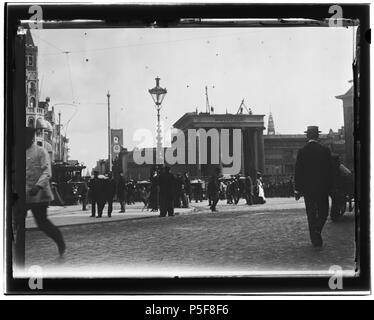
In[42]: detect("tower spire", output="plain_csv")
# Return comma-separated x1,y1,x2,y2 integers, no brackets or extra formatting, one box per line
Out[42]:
267,112,275,135
205,86,210,113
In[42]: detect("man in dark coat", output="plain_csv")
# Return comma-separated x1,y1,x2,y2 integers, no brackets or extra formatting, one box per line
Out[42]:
89,171,100,217
158,166,176,217
96,175,108,218
104,172,116,217
117,172,127,213
208,168,221,212
149,166,159,211
174,174,183,208
244,175,253,205
295,126,333,247
183,172,191,206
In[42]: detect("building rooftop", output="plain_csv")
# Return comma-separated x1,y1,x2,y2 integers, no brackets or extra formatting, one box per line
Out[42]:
173,112,265,130
25,29,35,47
45,110,55,124
38,101,48,109
336,85,353,100
264,133,340,140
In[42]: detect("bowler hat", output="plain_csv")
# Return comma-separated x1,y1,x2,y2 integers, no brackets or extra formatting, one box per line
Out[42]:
304,126,321,134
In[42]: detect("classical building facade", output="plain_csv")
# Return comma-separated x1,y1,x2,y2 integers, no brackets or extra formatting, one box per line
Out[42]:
114,112,266,181
172,112,266,179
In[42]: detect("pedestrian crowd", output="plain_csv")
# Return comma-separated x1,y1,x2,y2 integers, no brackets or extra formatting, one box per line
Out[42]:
262,179,295,198
78,166,267,217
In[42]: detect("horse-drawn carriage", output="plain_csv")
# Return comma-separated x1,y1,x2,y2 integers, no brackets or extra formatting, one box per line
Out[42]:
50,162,87,206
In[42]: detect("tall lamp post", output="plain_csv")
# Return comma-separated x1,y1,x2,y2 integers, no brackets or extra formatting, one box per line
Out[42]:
107,91,112,172
148,77,167,164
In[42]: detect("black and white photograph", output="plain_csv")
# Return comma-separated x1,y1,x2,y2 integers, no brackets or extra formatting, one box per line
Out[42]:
4,2,370,295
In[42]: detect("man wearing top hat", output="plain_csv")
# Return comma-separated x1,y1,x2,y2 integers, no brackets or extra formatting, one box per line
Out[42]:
295,126,333,247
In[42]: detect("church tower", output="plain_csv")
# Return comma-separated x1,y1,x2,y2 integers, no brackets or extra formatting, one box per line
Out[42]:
267,112,275,135
25,29,45,146
25,29,39,127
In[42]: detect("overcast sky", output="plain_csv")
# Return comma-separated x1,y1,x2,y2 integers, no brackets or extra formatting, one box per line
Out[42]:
31,26,355,171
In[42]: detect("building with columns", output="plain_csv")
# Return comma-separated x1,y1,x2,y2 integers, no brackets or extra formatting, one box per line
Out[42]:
173,112,265,180
115,111,265,181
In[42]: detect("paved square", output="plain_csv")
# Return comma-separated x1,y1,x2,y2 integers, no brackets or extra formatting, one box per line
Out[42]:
22,198,356,277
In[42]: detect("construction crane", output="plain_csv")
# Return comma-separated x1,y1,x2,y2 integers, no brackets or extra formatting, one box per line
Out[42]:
236,98,252,115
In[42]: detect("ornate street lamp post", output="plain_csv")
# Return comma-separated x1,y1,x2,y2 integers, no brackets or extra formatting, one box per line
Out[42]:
148,77,167,164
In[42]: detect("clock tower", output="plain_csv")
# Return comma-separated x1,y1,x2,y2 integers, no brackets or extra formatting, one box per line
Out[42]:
25,29,44,144
110,129,124,162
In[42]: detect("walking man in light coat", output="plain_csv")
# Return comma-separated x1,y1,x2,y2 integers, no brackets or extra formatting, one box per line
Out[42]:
25,126,65,256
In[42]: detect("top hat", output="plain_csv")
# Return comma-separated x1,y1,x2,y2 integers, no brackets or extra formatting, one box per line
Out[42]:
304,126,321,134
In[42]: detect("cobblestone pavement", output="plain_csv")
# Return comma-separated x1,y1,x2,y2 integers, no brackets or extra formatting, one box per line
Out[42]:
23,198,356,277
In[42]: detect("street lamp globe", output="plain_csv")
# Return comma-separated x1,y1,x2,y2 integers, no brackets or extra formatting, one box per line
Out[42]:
148,77,167,106
148,77,167,164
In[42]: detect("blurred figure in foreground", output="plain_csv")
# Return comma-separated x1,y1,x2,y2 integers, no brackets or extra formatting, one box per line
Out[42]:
25,126,65,256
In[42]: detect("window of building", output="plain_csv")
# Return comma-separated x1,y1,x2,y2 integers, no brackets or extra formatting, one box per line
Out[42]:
285,164,295,174
266,153,283,159
26,55,33,67
29,82,36,95
284,150,293,159
29,97,36,110
27,117,35,128
274,166,283,175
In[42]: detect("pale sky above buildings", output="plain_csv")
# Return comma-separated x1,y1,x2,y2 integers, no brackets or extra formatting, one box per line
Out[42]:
31,26,356,171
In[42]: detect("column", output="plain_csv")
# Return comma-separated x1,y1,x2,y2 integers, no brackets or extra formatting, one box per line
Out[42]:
257,128,265,174
241,129,245,175
219,128,223,174
253,128,258,172
243,128,251,176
